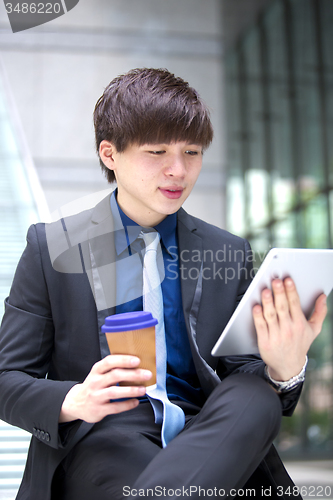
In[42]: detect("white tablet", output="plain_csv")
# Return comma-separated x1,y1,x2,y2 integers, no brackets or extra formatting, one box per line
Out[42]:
211,248,333,357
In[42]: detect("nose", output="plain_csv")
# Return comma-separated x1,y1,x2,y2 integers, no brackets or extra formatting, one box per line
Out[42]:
164,154,186,178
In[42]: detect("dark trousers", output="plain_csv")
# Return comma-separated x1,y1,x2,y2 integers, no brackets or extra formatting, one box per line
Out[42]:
52,373,282,500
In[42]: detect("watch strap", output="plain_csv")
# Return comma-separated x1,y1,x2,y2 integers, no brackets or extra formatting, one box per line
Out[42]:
265,356,308,393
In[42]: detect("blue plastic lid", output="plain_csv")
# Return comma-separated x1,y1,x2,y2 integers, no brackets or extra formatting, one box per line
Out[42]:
101,311,158,332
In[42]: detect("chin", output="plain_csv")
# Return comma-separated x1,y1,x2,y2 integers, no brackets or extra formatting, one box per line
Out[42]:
163,203,183,215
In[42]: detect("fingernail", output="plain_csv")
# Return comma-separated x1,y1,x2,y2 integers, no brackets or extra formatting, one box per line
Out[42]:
130,357,140,366
142,370,152,379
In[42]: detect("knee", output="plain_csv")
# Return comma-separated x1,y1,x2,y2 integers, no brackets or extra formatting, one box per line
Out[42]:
214,373,282,442
236,373,282,440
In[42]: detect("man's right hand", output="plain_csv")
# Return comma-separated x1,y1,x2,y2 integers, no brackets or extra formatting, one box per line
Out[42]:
59,355,152,423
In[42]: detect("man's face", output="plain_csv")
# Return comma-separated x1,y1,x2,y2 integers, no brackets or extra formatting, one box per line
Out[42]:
101,141,203,226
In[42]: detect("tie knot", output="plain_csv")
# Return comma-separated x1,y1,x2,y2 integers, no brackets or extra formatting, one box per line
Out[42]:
141,231,160,252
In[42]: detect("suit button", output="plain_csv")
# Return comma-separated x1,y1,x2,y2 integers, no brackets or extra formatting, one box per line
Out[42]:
45,433,50,442
37,429,41,439
41,431,45,440
33,427,37,437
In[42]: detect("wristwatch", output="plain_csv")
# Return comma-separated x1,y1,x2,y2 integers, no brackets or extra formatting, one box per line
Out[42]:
264,356,308,393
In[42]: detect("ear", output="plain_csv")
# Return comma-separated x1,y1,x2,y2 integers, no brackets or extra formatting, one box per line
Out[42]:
99,140,117,170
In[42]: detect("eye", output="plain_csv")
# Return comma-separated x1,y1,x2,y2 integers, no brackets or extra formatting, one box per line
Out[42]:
148,150,165,155
185,150,201,156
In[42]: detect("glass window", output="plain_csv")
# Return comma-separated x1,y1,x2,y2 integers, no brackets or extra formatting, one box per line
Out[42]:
224,0,333,458
226,176,245,235
272,174,296,219
320,0,333,188
273,214,298,248
225,53,246,235
302,197,329,248
245,169,269,228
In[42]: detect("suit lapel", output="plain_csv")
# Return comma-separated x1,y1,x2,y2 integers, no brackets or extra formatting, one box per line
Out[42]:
83,194,117,357
177,208,203,319
177,209,220,395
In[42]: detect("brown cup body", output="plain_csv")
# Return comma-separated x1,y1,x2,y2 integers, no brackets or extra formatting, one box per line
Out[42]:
105,326,156,387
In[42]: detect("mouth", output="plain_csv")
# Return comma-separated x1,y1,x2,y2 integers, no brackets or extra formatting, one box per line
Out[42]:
159,187,184,200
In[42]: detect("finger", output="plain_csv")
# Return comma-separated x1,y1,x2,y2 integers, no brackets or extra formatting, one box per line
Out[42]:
91,355,141,375
82,381,148,413
107,368,152,387
261,288,279,328
86,397,141,422
284,278,302,320
106,398,140,415
308,294,327,336
271,279,290,323
252,304,269,345
105,383,147,402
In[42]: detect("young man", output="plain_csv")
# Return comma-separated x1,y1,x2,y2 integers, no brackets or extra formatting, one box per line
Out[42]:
0,68,327,500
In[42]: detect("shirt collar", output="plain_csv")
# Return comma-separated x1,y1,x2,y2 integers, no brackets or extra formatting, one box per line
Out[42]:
154,212,177,257
110,190,141,256
110,190,177,257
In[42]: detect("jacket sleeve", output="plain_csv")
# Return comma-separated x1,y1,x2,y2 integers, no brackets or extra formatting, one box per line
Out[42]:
0,224,79,450
218,353,303,416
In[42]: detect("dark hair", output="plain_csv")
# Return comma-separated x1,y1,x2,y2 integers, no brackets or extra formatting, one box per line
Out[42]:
93,68,214,183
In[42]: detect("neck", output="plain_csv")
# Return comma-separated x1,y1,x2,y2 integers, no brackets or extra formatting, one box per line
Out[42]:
116,197,168,227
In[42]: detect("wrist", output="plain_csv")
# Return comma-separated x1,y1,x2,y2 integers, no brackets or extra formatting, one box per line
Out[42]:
59,384,81,423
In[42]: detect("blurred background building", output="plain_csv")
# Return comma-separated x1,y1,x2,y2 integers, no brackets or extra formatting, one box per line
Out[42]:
223,0,333,463
0,0,332,496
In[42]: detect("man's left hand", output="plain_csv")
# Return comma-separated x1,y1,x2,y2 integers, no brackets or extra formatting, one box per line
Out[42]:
253,278,327,382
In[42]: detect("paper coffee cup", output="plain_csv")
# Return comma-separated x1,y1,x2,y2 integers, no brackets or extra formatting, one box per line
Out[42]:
102,311,157,389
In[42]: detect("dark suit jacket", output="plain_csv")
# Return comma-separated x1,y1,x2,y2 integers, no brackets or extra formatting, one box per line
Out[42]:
0,194,302,500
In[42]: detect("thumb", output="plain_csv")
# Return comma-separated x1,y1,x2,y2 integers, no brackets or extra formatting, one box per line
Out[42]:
308,294,327,335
